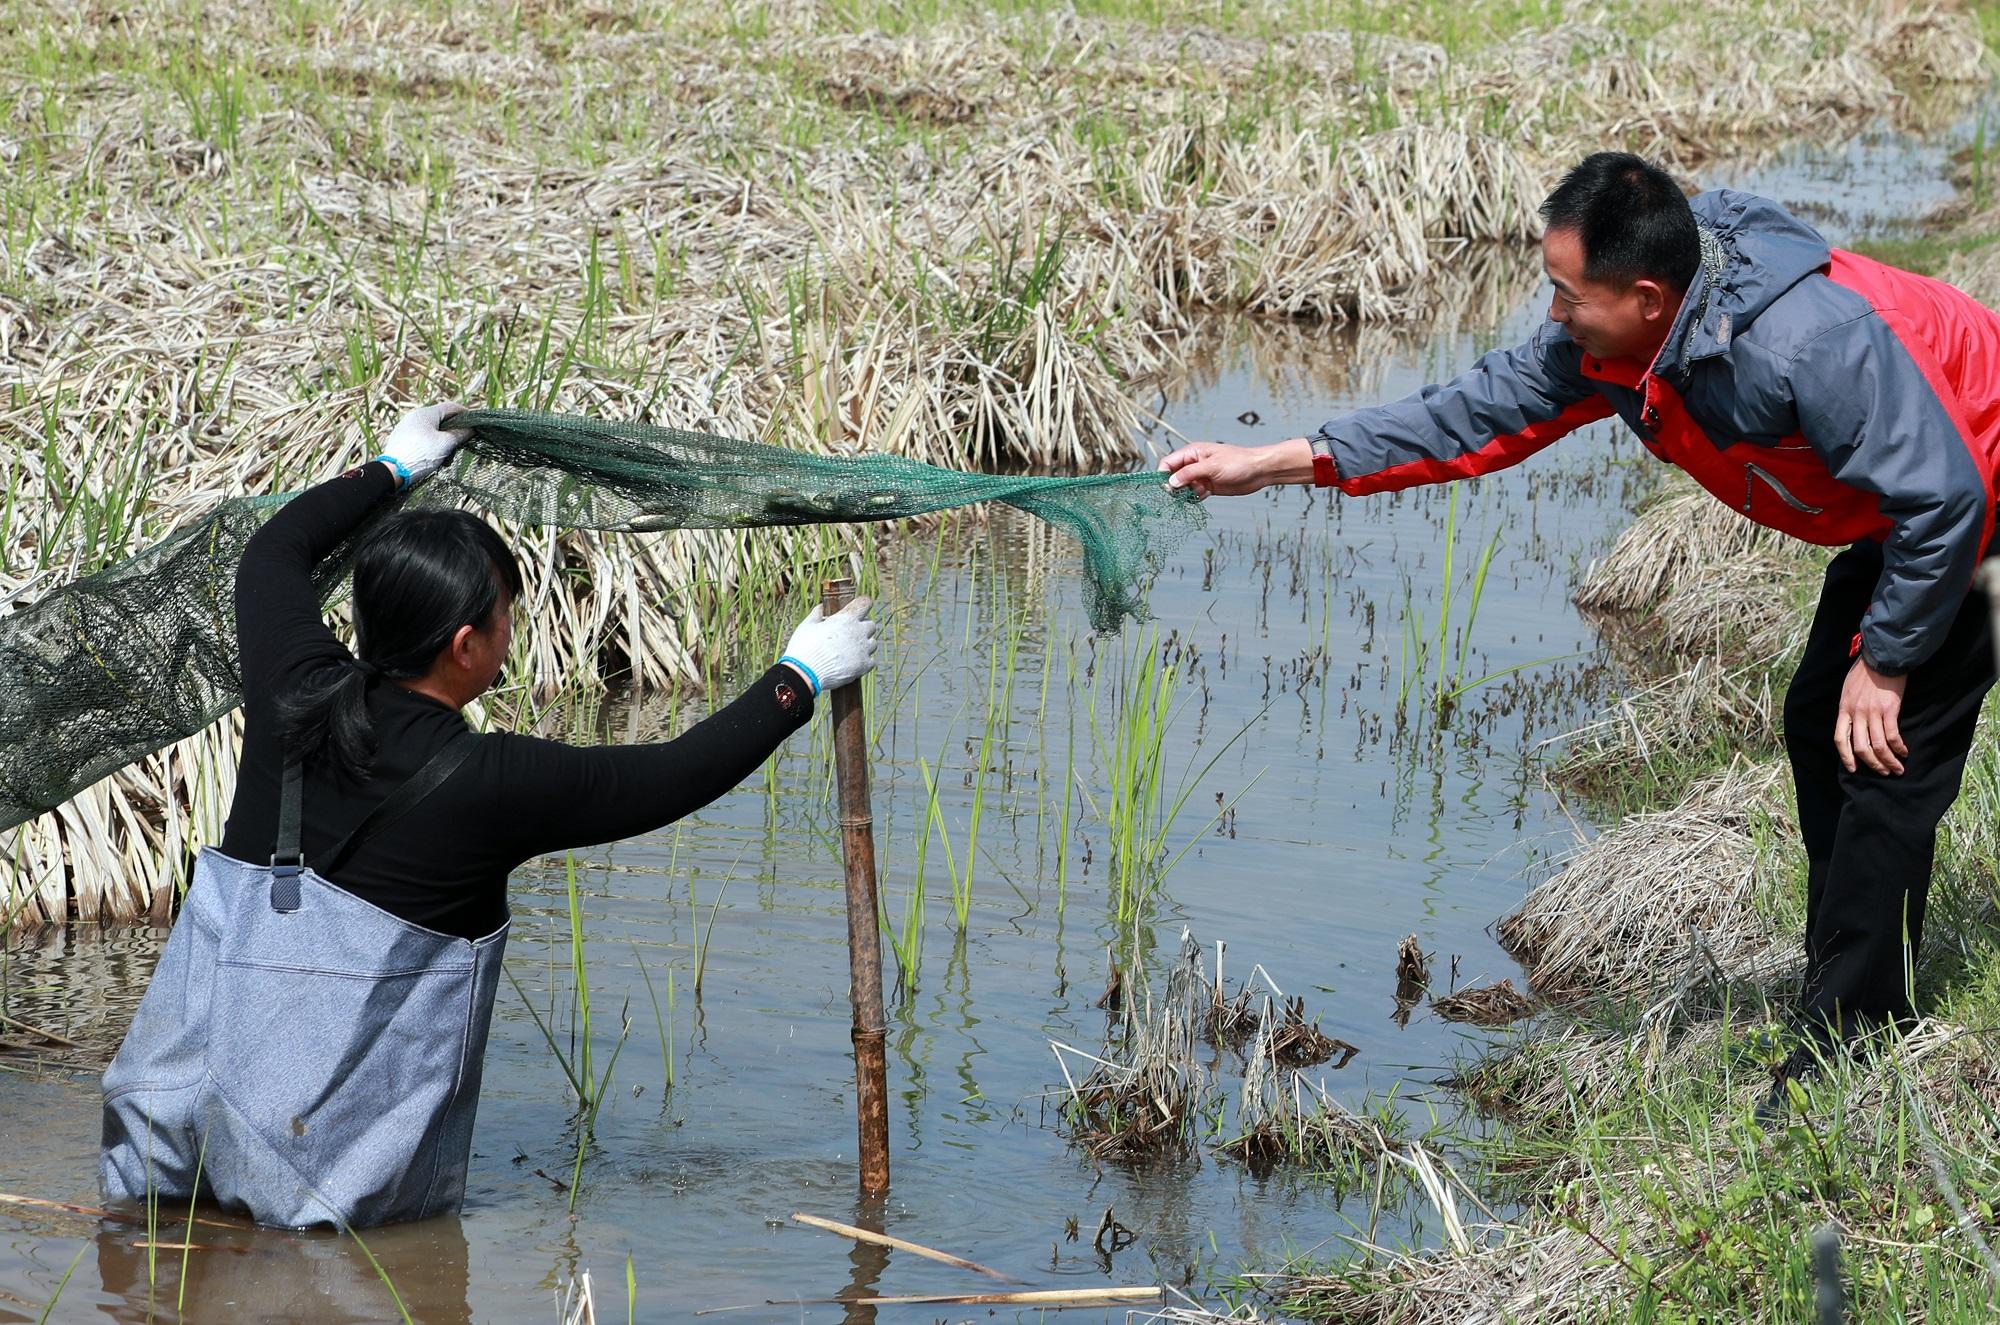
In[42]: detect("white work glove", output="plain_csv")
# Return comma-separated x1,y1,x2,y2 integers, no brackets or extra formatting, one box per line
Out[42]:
779,597,878,696
375,401,471,487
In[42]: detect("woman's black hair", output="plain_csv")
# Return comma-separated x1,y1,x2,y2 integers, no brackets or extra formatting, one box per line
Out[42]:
279,510,523,782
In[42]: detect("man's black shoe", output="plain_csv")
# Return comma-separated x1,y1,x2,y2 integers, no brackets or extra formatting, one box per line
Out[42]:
1755,1044,1825,1133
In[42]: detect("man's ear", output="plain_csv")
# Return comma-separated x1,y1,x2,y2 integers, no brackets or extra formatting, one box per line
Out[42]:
1634,278,1670,321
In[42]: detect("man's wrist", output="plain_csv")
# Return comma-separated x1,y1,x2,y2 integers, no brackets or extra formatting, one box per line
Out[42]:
1267,437,1318,486
1860,653,1907,682
1306,435,1338,488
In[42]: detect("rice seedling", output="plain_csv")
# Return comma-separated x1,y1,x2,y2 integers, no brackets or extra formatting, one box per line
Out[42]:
1089,629,1179,925
177,1131,209,1319
880,807,929,997
954,586,1029,929
567,1002,633,1214
338,1218,418,1325
507,966,590,1107
564,854,596,1099
33,1244,86,1325
1055,644,1080,916
915,752,964,933
1393,485,1502,721
502,858,638,1120
632,945,677,1102
1080,630,1265,931
688,844,746,1001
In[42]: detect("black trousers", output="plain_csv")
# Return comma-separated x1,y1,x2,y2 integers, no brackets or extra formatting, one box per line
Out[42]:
1782,541,1997,1034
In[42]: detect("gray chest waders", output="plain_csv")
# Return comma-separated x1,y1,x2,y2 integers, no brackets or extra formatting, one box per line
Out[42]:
99,732,509,1229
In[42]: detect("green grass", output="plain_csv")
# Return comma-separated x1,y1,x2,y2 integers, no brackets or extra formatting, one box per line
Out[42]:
1849,223,2000,279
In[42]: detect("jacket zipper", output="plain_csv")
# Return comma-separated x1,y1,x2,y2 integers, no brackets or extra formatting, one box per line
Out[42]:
1742,462,1824,516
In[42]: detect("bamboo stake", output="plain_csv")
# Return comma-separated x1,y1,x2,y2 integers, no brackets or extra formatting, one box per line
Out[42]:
824,577,890,1196
0,1011,78,1046
0,1191,239,1232
790,1211,1016,1281
755,1287,1164,1309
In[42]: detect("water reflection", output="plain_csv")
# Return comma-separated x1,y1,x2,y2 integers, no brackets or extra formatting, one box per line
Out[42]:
75,1212,471,1325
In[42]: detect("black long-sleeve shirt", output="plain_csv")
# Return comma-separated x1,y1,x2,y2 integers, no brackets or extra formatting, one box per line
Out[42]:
218,462,813,938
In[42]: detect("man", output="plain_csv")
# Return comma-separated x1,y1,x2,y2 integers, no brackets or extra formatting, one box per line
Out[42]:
1160,152,2000,1113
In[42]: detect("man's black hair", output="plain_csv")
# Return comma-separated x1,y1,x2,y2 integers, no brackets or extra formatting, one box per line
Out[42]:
1540,152,1700,293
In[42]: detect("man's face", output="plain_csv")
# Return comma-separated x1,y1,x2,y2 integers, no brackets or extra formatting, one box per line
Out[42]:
1541,226,1674,362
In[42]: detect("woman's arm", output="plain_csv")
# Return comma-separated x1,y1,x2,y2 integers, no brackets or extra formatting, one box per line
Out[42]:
483,600,878,859
486,665,817,859
233,404,468,703
233,461,401,703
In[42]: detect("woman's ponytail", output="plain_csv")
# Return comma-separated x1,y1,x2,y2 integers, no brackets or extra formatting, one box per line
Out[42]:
276,659,379,784
275,508,521,783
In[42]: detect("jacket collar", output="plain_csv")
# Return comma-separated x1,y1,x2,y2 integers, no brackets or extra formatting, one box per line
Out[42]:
1655,224,1731,379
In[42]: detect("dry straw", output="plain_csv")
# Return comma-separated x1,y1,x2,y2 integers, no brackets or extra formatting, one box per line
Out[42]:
1497,759,1799,1004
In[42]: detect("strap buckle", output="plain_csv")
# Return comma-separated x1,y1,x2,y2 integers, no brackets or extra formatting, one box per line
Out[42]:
269,852,304,913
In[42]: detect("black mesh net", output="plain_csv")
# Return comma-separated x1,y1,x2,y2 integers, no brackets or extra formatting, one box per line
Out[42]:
0,409,1203,833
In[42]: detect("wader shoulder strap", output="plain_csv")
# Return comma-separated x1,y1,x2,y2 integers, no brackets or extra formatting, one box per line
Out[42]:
271,755,306,911
269,731,482,913
321,731,481,876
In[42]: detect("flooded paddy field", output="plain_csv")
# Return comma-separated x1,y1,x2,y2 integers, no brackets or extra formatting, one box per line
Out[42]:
0,128,1976,1322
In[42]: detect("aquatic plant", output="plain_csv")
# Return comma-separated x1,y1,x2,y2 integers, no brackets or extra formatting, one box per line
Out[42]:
504,856,633,1124
632,944,677,1103
1051,931,1218,1160
33,1243,86,1325
1082,630,1264,932
1394,484,1503,721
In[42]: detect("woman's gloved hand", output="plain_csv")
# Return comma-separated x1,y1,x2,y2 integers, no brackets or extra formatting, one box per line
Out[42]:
375,402,472,488
779,597,879,696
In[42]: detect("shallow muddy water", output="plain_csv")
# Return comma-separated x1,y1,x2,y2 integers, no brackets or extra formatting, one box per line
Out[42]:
0,123,1975,1322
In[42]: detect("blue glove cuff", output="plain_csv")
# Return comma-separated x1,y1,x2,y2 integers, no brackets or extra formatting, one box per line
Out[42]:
372,454,413,488
778,655,822,696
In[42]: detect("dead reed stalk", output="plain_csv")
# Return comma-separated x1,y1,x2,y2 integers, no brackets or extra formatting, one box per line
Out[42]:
1497,759,1799,1005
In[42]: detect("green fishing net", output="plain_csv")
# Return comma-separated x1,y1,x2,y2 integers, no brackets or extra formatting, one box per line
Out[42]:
0,409,1203,833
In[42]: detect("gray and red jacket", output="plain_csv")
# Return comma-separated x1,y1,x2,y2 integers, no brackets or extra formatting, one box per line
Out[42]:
1315,189,2000,675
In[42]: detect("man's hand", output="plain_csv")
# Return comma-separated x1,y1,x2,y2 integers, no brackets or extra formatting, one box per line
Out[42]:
1158,438,1315,497
1836,657,1908,775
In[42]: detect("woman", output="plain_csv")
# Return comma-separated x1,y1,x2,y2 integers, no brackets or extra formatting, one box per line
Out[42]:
100,404,876,1228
